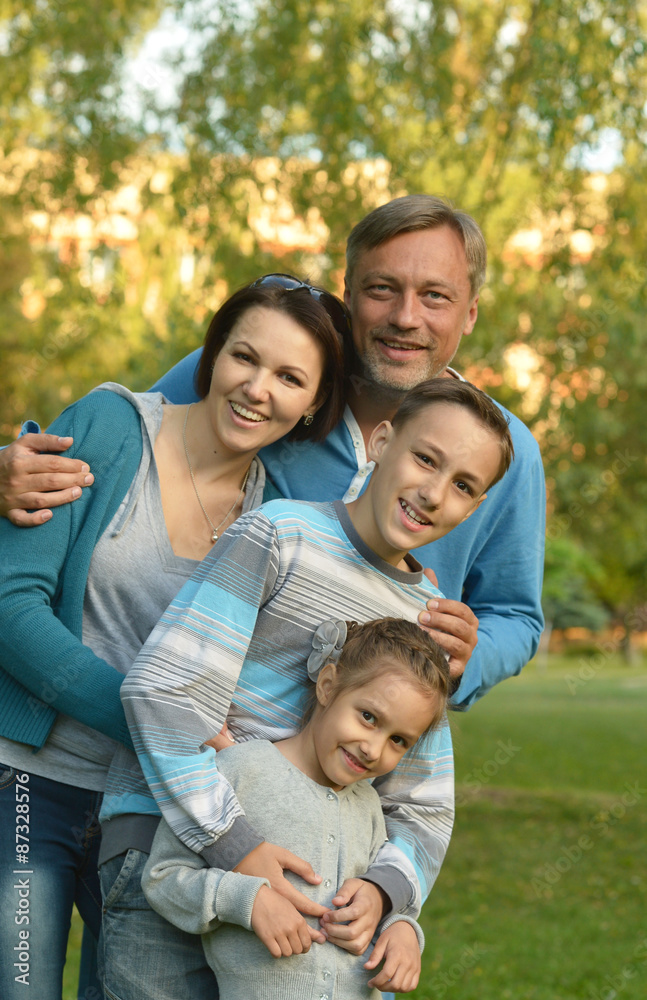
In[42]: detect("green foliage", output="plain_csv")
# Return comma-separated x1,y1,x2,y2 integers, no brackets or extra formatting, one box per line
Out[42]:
1,0,646,613
0,0,162,190
542,537,610,630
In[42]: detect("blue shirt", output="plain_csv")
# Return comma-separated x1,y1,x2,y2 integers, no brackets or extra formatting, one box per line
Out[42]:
152,349,546,708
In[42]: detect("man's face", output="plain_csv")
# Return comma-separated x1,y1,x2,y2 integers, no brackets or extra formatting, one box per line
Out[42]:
344,226,479,395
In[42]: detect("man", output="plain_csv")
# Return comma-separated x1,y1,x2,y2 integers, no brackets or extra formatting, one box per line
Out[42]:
0,194,545,709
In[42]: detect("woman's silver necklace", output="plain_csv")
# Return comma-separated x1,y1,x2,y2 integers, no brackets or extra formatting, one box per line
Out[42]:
182,404,250,544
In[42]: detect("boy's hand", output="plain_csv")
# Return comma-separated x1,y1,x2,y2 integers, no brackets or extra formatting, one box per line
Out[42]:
0,434,94,526
364,921,421,992
251,884,325,957
320,878,387,955
419,580,478,678
204,723,235,752
234,842,327,918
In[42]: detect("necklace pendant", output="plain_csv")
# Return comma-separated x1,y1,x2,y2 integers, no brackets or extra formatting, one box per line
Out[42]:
211,530,219,543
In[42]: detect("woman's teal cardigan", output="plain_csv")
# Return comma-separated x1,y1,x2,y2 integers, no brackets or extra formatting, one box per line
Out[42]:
0,389,144,750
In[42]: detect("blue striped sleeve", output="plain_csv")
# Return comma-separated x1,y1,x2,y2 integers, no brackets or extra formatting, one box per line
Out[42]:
367,717,454,916
120,511,281,864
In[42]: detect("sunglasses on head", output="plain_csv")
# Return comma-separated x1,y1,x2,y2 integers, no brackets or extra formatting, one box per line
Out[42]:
250,273,351,339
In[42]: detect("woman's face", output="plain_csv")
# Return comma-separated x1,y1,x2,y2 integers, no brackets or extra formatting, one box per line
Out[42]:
207,305,326,454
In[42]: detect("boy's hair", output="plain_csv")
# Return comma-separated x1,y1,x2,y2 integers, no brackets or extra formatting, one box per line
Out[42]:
345,194,487,298
330,618,450,733
391,378,515,489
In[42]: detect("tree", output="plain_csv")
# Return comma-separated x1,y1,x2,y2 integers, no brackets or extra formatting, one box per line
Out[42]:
2,0,646,621
542,537,610,633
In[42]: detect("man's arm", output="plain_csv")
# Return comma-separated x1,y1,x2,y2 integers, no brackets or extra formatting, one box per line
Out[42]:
149,347,202,403
454,431,545,707
0,350,202,525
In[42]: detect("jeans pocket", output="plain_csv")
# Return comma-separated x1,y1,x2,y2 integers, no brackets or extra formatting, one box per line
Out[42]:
101,849,147,911
0,763,17,790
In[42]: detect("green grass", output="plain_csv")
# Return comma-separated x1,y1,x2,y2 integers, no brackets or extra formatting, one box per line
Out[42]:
413,654,647,1000
62,913,82,1000
64,654,647,1000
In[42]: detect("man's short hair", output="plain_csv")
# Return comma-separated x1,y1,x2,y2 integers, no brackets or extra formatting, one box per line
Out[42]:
346,194,487,298
391,378,514,489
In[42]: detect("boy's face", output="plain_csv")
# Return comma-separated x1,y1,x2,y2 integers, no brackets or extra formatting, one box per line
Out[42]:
349,401,502,566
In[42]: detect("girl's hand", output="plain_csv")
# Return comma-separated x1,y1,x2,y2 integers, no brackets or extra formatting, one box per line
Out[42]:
364,921,421,993
234,842,328,918
251,885,325,958
320,878,387,955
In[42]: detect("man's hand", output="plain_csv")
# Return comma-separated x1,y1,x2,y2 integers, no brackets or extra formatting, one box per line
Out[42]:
320,878,387,955
0,434,94,526
250,884,325,958
234,842,327,918
364,921,421,992
419,572,478,679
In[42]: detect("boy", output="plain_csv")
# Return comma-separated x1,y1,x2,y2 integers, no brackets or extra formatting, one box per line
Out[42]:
103,377,513,991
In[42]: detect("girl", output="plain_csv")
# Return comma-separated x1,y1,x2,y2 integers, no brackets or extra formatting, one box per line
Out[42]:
0,274,348,1000
142,617,450,1000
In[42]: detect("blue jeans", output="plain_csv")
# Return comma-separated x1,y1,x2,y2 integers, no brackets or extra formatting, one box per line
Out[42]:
99,849,219,1000
0,762,103,1000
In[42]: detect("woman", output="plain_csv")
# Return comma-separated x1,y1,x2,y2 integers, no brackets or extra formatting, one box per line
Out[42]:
0,275,349,1000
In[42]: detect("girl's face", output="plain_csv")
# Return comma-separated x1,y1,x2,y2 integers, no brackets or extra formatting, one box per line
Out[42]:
306,662,439,791
207,305,325,455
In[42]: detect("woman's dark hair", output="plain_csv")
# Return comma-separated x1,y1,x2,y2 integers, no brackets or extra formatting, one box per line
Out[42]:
195,281,349,442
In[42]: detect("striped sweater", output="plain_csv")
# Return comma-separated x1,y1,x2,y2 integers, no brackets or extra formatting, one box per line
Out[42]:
116,498,454,917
